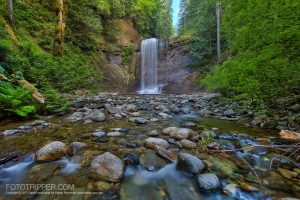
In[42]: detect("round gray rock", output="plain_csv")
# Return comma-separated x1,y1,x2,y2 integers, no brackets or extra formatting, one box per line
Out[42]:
162,127,178,135
67,142,87,156
180,139,197,149
88,152,125,182
196,174,222,192
92,131,106,138
35,141,67,162
83,110,105,122
135,118,148,124
107,132,122,137
176,153,206,174
144,137,169,149
170,128,193,140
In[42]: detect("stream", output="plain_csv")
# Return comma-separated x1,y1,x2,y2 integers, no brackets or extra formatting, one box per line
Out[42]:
0,94,299,200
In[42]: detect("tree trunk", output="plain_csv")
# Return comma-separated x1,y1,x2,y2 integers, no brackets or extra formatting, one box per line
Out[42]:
53,0,68,56
5,0,14,24
216,2,221,65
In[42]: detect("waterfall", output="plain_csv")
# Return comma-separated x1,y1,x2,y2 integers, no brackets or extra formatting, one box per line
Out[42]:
139,38,160,94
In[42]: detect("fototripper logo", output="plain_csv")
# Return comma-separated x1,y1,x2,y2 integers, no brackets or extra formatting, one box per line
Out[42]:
5,184,104,195
6,184,75,195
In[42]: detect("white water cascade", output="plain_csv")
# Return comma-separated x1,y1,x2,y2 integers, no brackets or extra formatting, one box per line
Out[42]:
138,38,160,94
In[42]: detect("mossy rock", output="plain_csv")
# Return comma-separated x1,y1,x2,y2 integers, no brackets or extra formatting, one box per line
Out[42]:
260,119,278,129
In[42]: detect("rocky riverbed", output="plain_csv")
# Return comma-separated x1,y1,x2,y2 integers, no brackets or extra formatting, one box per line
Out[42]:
0,93,299,200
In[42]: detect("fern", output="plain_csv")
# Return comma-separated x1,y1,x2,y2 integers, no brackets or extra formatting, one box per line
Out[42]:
0,81,36,117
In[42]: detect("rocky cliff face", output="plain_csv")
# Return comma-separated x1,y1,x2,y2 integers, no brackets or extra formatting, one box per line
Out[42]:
129,37,198,94
99,19,142,93
157,38,197,94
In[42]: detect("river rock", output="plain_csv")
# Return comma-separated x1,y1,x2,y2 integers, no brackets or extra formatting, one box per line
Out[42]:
223,109,235,117
196,174,222,192
67,142,87,156
170,128,193,140
67,112,84,121
113,113,122,120
277,167,298,179
88,152,125,182
3,129,19,136
201,130,217,138
198,109,212,117
159,112,172,119
111,128,129,132
92,131,106,138
35,141,67,162
126,104,138,112
135,118,148,124
162,127,178,135
83,119,93,125
83,110,106,122
182,108,190,114
144,137,169,149
107,107,121,114
174,141,183,148
147,130,159,137
260,119,278,129
181,122,196,127
180,139,197,149
130,112,140,117
140,152,167,171
122,153,140,166
125,142,141,148
240,183,260,192
279,130,300,142
154,145,177,162
107,132,122,137
176,153,206,174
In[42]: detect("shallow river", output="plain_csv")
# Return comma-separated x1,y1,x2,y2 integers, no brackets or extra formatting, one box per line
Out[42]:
0,94,299,200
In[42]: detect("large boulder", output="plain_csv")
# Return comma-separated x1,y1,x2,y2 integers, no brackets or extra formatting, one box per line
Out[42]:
83,110,105,122
196,174,222,192
35,141,67,162
170,128,193,140
176,153,206,174
88,152,125,182
144,137,169,149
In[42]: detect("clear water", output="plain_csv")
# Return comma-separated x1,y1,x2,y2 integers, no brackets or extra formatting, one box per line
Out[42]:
0,98,298,200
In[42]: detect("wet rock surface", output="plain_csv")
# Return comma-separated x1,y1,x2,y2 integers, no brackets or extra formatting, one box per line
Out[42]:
176,153,206,174
35,141,67,162
88,152,125,182
1,93,299,200
196,174,222,192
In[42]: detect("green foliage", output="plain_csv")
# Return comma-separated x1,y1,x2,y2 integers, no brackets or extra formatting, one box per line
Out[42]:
0,81,36,117
120,45,134,64
177,0,218,66
38,82,71,114
152,0,174,38
202,0,300,106
66,0,104,50
198,131,214,151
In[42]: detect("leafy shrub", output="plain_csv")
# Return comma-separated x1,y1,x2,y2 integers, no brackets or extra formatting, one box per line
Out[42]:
0,81,36,117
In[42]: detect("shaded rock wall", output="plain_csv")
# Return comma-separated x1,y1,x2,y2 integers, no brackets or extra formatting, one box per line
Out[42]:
157,38,196,93
128,37,198,94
